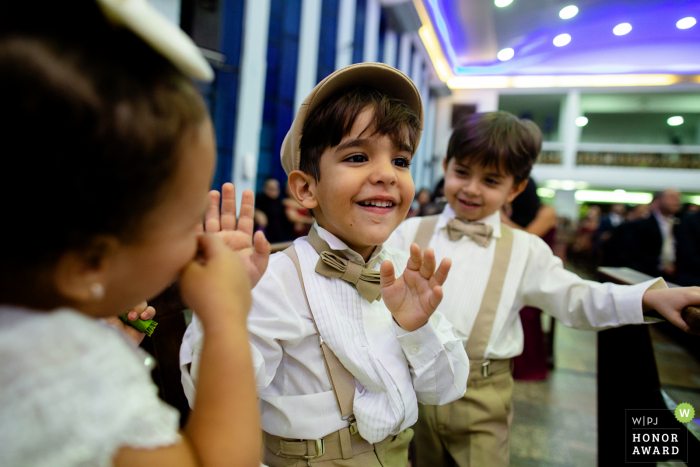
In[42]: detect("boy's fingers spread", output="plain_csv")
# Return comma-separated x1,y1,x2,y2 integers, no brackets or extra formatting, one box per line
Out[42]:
204,190,221,233
237,190,256,235
419,248,436,280
220,183,237,231
380,261,395,288
431,258,451,287
406,244,422,271
429,285,443,310
253,230,271,254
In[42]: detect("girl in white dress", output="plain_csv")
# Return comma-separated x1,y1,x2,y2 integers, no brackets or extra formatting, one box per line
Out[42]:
0,0,269,466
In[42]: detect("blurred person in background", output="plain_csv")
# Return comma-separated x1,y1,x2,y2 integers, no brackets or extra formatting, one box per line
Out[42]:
501,178,558,380
254,177,293,243
418,178,447,216
679,202,700,221
597,203,626,244
408,188,432,218
617,189,681,279
676,209,700,286
626,203,650,222
569,205,601,273
282,183,314,238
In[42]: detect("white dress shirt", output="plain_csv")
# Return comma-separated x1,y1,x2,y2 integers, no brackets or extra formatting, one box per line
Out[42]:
180,225,469,444
387,205,666,360
653,209,676,268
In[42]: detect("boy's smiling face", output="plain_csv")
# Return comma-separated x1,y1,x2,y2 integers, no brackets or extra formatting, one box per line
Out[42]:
291,108,415,260
443,157,526,222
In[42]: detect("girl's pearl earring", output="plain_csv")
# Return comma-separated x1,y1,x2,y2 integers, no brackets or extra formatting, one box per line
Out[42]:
89,283,105,300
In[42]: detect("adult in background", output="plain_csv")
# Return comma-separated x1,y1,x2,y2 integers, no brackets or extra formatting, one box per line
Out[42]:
677,209,700,286
619,189,681,279
254,178,293,243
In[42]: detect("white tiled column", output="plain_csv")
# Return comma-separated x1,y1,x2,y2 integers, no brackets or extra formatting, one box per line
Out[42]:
295,0,323,110
335,0,357,69
363,0,381,62
232,0,271,209
397,33,412,75
382,30,398,68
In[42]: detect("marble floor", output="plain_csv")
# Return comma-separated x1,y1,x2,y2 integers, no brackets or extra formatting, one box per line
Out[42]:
509,310,700,467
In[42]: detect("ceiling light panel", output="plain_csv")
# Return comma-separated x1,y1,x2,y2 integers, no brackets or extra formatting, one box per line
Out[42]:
553,33,572,47
613,23,632,35
559,5,579,20
677,17,696,29
495,0,513,7
497,48,515,61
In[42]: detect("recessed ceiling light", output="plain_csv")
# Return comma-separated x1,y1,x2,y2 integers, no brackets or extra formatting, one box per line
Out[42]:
553,33,572,47
677,17,697,29
495,0,513,7
668,116,684,126
559,5,579,20
613,23,632,36
497,48,515,61
575,116,588,127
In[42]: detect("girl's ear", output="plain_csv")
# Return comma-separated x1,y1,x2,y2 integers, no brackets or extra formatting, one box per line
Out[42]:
506,179,529,203
442,157,448,172
53,237,118,305
287,170,319,210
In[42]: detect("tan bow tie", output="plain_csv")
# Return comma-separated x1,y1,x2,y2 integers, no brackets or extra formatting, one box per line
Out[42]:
307,227,382,302
446,218,494,247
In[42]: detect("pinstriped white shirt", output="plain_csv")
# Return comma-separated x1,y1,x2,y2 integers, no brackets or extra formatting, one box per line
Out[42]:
387,205,665,360
180,225,469,444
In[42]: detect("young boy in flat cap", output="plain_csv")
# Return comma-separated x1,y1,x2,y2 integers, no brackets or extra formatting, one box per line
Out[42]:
387,111,700,466
181,63,470,466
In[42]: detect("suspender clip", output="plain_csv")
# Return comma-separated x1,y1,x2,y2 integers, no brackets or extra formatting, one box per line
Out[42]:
348,415,358,435
481,359,491,378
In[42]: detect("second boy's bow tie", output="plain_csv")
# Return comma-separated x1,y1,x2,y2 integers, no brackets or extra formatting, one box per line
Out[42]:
307,227,382,302
446,218,494,247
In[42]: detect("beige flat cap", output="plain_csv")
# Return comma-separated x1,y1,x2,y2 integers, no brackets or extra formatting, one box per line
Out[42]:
280,62,424,175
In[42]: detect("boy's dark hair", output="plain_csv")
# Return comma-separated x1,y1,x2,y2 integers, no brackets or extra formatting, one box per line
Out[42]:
0,1,207,306
446,111,542,184
299,86,422,181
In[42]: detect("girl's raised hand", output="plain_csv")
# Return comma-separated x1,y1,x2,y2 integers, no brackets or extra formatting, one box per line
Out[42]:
203,183,270,287
104,301,156,344
380,244,452,332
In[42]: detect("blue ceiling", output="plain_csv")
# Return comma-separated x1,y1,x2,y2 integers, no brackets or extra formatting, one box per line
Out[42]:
423,0,700,76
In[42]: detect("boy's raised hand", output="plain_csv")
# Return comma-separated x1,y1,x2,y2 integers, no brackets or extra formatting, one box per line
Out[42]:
380,244,452,332
643,286,700,334
202,183,270,287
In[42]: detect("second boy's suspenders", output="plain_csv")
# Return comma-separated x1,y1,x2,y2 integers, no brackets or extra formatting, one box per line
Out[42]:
413,215,515,374
283,246,357,428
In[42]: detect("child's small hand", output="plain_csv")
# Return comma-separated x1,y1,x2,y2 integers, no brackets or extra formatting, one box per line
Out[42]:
202,183,271,288
104,301,156,344
643,286,700,334
380,244,452,332
180,234,252,328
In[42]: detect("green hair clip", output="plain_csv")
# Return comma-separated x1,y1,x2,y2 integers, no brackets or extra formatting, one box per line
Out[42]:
118,313,158,337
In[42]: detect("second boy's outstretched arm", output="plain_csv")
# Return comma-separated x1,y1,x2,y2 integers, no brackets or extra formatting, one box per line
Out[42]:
380,244,452,331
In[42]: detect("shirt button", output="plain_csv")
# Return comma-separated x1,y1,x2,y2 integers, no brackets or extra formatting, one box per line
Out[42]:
408,345,420,355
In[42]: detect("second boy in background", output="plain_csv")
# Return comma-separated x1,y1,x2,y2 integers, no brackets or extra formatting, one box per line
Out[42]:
388,111,700,466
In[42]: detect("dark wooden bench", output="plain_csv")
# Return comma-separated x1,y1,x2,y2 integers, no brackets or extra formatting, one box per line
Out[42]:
596,267,700,465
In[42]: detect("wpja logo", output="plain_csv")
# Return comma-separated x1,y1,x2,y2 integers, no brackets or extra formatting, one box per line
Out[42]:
625,404,693,463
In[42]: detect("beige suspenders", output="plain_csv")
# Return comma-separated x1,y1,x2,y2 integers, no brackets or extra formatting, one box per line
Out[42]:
283,246,357,428
413,215,514,372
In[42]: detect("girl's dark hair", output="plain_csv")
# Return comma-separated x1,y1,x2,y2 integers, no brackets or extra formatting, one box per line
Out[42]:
0,1,208,304
299,86,422,181
510,177,542,228
447,111,542,184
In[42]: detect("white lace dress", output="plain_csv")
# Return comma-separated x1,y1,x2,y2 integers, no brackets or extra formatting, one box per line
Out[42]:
0,306,181,466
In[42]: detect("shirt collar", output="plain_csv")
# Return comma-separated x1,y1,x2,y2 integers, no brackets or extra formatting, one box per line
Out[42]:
313,222,384,264
436,204,502,239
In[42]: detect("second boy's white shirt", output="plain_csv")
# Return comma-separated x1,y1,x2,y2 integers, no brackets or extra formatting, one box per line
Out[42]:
180,224,469,444
387,205,666,360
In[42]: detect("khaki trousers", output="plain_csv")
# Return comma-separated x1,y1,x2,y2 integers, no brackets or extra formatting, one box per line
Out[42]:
263,427,413,467
412,360,514,467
